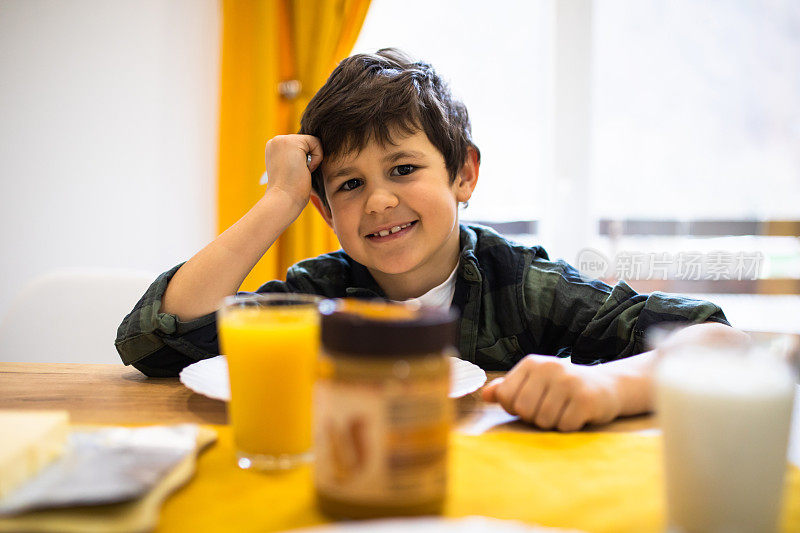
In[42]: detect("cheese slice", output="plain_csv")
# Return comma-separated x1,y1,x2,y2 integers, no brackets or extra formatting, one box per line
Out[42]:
0,410,70,499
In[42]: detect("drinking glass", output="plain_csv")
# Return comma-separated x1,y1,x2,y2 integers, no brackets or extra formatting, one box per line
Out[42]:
218,293,321,470
655,338,797,532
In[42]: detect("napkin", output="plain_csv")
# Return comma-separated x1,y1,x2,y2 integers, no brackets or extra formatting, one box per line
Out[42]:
0,425,216,533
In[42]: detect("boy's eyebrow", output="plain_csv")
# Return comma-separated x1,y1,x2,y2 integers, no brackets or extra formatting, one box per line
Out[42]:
326,166,357,183
326,150,427,183
383,150,425,163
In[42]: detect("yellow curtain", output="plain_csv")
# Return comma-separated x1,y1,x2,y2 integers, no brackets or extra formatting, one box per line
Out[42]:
218,0,371,291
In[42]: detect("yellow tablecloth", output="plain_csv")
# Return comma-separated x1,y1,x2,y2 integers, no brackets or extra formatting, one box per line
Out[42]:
157,426,800,533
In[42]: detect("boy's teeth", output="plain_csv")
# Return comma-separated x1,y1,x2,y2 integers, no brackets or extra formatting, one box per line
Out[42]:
372,222,413,238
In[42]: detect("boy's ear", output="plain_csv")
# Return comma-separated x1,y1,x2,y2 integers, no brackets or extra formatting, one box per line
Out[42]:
455,146,480,203
310,192,334,228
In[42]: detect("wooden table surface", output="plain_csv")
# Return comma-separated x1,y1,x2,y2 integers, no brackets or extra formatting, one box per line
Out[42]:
0,362,228,425
0,362,656,432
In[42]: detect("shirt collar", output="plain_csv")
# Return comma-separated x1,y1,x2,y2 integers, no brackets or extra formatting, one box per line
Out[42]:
394,263,459,309
457,224,482,282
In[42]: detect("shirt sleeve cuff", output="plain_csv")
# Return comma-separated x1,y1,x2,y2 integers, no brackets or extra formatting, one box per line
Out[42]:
115,263,216,366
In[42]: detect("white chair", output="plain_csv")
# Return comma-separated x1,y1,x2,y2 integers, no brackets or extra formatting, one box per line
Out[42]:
0,269,156,363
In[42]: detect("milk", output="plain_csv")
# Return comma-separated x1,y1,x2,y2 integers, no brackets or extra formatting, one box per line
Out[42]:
655,346,796,533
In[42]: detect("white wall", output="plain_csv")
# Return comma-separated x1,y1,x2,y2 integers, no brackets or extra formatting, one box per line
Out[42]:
0,0,220,343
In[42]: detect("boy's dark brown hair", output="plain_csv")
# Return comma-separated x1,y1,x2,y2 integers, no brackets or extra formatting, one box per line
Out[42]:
299,48,480,207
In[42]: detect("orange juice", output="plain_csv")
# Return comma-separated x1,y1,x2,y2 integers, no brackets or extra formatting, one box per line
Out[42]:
218,296,320,469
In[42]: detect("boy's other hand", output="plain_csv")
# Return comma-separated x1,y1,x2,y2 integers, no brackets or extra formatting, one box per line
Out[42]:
264,134,323,212
480,355,622,432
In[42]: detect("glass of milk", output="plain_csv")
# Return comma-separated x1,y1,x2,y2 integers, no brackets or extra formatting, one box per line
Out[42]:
655,341,796,533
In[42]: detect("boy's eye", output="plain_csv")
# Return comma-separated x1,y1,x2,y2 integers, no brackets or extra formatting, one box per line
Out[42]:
339,178,363,192
391,164,416,177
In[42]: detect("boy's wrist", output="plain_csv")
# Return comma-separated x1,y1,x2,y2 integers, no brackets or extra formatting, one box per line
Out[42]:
262,185,310,219
256,187,308,225
605,351,656,418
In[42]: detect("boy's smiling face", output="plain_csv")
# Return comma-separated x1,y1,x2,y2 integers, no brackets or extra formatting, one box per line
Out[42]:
311,129,478,300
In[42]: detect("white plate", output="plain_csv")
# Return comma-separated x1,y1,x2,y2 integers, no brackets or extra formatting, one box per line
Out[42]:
179,355,486,401
285,516,585,532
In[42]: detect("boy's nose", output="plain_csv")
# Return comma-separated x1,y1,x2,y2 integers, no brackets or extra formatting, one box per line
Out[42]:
364,186,399,214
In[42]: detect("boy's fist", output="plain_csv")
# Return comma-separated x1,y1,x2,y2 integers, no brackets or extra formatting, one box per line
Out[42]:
264,134,323,212
480,354,622,432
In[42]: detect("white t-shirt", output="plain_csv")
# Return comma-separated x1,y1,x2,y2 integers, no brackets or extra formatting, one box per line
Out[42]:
393,264,458,309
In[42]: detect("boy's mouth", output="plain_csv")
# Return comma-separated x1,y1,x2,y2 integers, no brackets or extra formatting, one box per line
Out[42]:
365,220,418,241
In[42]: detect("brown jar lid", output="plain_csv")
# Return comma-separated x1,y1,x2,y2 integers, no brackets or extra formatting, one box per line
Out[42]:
320,299,459,357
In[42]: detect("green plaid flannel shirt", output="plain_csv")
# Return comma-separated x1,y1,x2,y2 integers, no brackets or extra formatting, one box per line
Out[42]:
116,224,728,377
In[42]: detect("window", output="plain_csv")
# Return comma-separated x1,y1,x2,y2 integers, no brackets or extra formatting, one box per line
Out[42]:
591,0,800,220
353,0,800,319
588,0,800,298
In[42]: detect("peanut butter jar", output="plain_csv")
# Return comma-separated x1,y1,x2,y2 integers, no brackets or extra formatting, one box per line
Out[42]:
314,300,458,519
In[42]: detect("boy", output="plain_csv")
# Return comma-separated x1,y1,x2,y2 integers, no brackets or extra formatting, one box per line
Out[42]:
116,48,738,432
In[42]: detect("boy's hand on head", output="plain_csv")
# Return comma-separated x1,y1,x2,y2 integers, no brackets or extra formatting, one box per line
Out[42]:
264,134,323,213
480,355,623,432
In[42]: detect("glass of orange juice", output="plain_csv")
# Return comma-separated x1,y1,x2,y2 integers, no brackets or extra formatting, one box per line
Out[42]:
218,293,321,470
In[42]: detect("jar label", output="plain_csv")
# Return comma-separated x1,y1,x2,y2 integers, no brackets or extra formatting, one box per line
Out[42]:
314,379,449,505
